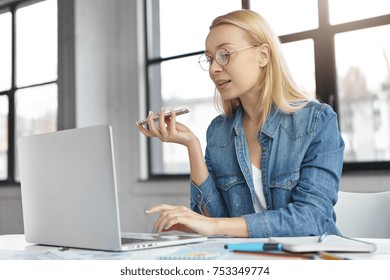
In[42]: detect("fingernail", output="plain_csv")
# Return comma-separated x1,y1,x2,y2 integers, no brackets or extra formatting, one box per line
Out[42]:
148,111,152,116
144,209,150,213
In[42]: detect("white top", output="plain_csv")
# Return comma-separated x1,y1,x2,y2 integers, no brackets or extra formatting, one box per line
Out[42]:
252,165,268,212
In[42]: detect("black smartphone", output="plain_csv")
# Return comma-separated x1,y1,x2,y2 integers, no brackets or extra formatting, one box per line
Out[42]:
136,108,190,125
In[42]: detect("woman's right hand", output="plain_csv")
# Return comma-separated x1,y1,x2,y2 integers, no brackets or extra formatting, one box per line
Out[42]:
145,204,249,237
136,108,197,147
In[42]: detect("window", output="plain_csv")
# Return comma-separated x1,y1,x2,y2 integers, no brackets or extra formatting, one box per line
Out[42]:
0,0,58,184
146,0,242,176
145,0,390,177
280,40,316,99
329,0,390,170
335,25,390,163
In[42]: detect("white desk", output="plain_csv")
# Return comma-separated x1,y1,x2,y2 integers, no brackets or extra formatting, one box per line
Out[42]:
0,234,259,260
1,234,390,260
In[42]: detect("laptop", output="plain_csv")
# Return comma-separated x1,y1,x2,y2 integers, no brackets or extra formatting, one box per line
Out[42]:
18,124,207,251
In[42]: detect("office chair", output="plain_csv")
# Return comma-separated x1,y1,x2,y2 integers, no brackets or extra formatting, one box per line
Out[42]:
334,191,390,238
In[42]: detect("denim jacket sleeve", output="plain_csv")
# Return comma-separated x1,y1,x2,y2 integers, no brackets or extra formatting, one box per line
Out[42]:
190,115,234,217
190,142,229,217
243,103,345,237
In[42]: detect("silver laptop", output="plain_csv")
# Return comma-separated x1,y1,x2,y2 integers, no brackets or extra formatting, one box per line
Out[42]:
18,124,207,251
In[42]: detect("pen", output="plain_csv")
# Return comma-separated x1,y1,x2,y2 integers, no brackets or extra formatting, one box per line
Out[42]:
224,242,283,252
318,232,328,243
318,252,350,260
233,251,316,260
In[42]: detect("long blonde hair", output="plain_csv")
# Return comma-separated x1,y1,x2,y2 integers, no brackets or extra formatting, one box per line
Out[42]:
210,10,312,125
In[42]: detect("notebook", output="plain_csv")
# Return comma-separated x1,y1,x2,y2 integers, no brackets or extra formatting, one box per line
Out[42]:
268,235,376,253
18,124,207,252
159,249,228,260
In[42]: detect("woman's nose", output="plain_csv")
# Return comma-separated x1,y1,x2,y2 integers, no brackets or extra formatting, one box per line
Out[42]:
209,58,223,74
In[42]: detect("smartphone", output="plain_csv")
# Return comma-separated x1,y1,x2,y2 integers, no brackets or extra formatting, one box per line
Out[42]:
136,108,190,125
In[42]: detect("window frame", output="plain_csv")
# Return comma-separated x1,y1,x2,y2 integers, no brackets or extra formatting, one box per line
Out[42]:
277,0,390,172
144,0,390,179
0,0,58,186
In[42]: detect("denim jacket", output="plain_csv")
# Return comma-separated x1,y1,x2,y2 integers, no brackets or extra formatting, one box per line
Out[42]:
190,101,345,238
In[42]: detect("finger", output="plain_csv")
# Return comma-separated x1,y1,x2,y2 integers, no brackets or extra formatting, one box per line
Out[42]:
158,107,168,140
144,204,175,214
154,206,190,233
167,108,177,134
144,204,188,233
161,224,182,232
136,122,153,137
154,210,181,233
162,223,196,233
158,215,181,233
150,210,168,234
146,111,162,136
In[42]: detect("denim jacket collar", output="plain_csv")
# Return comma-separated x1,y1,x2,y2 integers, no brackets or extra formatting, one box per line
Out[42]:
232,105,286,139
232,106,244,136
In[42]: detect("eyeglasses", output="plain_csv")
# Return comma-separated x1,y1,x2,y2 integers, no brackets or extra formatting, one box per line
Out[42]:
198,45,259,71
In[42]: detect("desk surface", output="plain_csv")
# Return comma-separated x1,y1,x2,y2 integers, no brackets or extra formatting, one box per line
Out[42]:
1,234,390,260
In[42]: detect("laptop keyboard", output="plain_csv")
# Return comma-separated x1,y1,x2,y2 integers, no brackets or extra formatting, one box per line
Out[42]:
121,237,152,244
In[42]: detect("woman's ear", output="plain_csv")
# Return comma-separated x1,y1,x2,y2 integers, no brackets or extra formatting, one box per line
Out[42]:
258,44,270,67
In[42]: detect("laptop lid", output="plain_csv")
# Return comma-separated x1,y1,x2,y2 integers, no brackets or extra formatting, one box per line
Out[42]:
18,125,207,252
18,125,124,251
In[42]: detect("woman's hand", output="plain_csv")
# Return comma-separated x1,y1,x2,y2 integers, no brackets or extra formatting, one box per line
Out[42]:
145,204,249,237
136,108,196,147
145,204,217,236
136,108,209,186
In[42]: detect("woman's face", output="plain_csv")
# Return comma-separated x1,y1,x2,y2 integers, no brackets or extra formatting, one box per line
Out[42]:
205,24,264,102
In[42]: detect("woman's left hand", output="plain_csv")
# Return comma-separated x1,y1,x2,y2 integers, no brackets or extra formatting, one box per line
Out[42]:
145,204,217,236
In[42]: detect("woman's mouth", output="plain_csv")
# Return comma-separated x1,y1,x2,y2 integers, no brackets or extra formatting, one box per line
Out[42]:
216,80,231,88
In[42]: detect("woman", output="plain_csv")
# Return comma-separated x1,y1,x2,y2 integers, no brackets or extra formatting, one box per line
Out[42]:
137,10,344,238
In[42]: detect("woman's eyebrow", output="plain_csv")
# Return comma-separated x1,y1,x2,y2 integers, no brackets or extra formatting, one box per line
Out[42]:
205,43,236,54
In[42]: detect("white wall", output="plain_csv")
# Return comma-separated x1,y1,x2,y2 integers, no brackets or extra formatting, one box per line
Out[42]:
0,0,390,235
341,172,390,193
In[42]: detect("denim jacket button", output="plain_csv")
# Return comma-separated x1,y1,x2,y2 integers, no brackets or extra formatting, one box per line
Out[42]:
197,194,201,199
262,146,267,151
287,180,292,186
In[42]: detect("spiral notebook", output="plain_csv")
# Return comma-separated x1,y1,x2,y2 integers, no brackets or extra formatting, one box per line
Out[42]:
268,235,377,253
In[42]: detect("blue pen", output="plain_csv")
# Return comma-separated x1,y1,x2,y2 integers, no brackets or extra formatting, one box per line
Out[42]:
224,242,283,252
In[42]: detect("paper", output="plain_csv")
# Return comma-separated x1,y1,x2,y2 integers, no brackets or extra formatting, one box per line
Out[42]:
0,248,134,260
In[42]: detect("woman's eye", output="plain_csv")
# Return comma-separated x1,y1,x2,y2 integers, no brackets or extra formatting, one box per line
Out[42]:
218,52,229,61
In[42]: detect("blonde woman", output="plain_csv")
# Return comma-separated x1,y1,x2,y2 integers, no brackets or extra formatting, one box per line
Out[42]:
137,10,344,238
